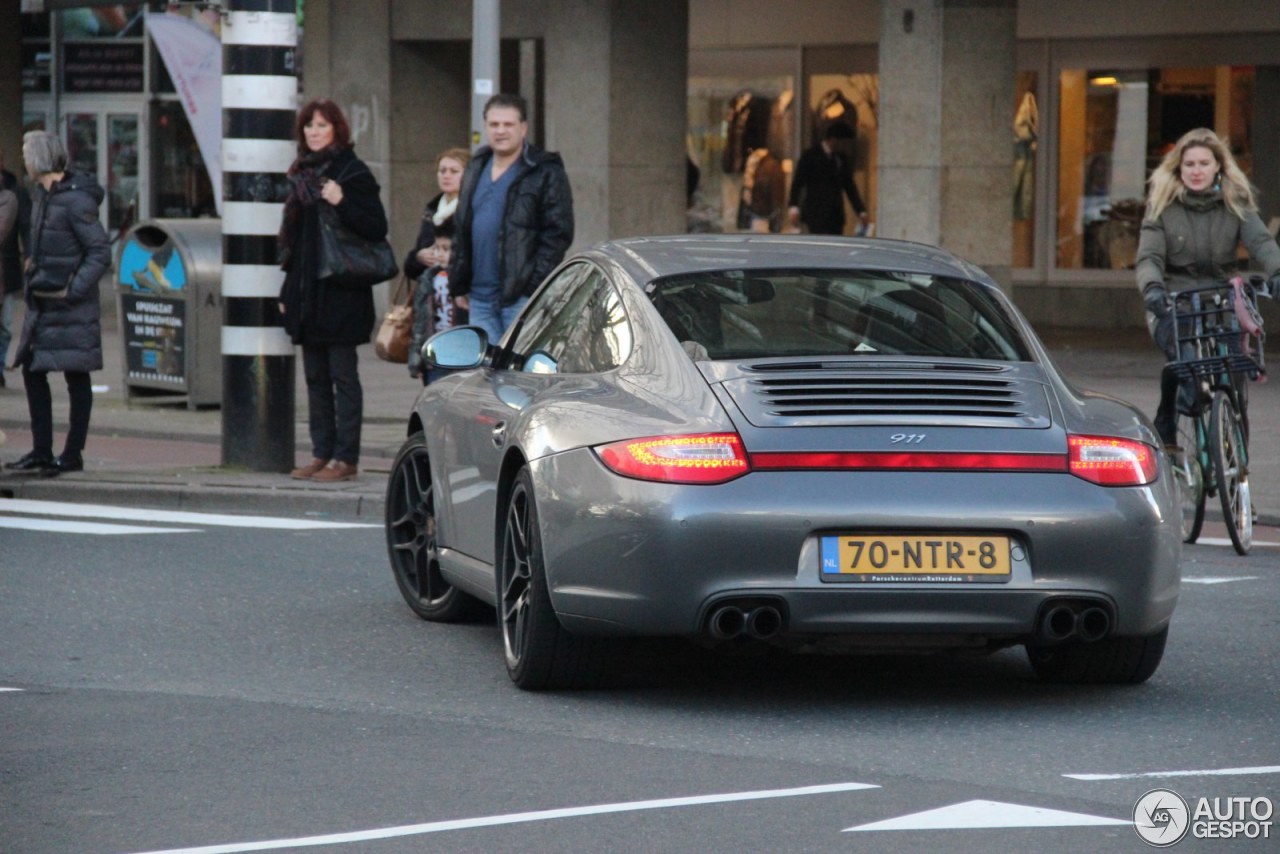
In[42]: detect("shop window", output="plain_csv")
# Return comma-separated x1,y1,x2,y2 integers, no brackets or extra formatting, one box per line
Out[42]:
805,74,878,234
66,113,98,176
1012,71,1038,268
108,115,140,233
152,101,216,218
1056,65,1256,270
688,76,795,234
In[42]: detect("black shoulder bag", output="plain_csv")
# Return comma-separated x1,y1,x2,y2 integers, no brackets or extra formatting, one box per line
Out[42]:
315,162,399,287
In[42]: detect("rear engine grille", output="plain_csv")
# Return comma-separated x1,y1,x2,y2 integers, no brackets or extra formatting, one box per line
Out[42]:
717,364,1051,428
755,376,1029,418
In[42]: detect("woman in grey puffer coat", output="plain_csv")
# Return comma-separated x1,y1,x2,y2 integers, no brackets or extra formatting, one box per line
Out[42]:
1135,127,1280,448
4,131,110,477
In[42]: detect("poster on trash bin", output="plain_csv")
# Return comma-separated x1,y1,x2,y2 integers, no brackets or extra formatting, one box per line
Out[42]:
121,293,186,387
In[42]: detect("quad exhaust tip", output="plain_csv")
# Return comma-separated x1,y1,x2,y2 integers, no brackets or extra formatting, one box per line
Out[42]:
707,604,784,640
1037,601,1112,643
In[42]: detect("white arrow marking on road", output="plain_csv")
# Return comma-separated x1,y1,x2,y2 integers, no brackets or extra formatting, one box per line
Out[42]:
130,782,878,853
0,499,379,530
1182,576,1259,585
0,517,198,535
1065,764,1280,781
844,800,1130,831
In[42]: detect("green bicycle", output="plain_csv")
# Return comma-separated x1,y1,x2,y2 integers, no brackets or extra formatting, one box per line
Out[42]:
1167,275,1270,555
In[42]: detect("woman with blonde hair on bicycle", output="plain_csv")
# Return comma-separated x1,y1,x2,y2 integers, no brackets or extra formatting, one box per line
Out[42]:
1135,126,1280,448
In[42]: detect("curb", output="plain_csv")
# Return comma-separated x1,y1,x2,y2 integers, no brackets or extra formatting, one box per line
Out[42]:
1,475,387,520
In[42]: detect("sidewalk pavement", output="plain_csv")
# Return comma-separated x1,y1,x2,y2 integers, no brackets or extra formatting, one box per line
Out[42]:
3,318,1279,525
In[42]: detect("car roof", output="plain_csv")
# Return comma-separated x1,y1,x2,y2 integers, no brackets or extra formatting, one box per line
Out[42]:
585,234,992,286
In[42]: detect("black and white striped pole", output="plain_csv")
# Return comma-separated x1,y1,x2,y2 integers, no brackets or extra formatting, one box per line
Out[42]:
220,0,297,471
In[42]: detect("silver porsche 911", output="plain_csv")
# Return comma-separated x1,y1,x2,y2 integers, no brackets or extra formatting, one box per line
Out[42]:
385,235,1179,690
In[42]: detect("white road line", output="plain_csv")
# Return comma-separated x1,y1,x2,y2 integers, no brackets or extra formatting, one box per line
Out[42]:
0,687,24,692
1065,765,1280,781
0,517,198,536
1196,537,1280,547
1183,576,1259,585
131,782,879,854
0,499,379,530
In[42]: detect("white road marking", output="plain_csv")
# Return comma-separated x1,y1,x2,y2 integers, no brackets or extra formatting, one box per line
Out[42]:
131,782,878,853
844,800,1129,832
1195,536,1279,547
0,517,198,535
0,687,24,692
0,499,379,530
1065,765,1280,781
1183,576,1258,585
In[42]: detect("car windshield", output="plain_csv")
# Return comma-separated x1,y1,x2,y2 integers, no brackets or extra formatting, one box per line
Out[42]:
646,269,1031,361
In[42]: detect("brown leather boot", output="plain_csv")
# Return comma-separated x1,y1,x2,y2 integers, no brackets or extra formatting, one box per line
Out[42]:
312,460,358,482
291,457,330,480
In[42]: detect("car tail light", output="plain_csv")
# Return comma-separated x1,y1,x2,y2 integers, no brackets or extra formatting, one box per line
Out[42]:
1067,435,1157,486
595,433,750,484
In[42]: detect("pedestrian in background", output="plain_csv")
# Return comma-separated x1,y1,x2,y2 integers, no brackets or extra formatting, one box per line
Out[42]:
449,93,574,343
4,130,110,477
0,147,33,384
787,121,869,236
408,215,456,385
277,98,389,483
403,147,468,283
1135,126,1280,448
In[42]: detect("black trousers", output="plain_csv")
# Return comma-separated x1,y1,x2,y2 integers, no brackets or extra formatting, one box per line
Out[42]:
23,368,92,456
302,343,362,465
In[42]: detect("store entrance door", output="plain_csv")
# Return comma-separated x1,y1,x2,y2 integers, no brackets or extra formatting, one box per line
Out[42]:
64,109,145,240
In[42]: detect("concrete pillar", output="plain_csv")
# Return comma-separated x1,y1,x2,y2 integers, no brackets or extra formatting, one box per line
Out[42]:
324,2,392,188
545,0,688,245
877,0,1016,289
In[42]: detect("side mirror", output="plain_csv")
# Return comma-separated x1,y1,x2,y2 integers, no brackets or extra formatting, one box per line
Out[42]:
425,326,490,369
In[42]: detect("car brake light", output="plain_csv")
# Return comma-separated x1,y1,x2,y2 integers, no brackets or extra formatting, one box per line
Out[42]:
595,433,750,484
1067,435,1157,486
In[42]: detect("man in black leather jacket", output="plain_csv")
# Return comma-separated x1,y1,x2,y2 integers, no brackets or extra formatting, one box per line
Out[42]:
448,93,574,342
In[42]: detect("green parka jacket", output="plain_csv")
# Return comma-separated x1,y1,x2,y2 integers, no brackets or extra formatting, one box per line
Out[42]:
1135,189,1280,298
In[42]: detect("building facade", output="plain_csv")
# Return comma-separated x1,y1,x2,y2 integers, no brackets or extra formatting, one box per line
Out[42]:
7,1,1280,329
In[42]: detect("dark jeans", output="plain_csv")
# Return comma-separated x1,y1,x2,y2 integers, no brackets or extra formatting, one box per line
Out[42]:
23,368,93,457
302,343,362,465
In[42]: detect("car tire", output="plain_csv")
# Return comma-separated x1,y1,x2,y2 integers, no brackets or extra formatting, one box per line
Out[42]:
499,467,607,690
1026,626,1168,685
385,431,485,622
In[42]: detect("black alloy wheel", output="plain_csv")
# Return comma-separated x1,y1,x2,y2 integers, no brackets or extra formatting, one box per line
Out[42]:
385,432,483,621
499,467,607,690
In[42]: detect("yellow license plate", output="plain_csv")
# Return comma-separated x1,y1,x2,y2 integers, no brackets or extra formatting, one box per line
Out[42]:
820,534,1011,583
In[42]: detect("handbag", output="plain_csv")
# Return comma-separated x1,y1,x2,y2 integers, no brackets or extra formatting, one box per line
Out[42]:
314,165,399,287
374,273,415,363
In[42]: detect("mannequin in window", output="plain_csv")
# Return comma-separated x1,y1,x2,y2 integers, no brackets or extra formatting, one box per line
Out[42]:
787,122,868,235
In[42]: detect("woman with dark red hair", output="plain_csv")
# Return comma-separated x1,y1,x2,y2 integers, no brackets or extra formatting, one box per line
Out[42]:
278,99,389,482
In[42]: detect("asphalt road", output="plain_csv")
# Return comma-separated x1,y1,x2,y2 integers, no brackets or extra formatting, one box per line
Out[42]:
1,499,1277,853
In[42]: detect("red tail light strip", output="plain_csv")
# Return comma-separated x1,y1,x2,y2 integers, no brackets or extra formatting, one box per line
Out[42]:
750,451,1069,472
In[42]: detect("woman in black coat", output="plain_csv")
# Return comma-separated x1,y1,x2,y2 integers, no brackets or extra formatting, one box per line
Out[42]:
5,130,110,477
278,99,389,482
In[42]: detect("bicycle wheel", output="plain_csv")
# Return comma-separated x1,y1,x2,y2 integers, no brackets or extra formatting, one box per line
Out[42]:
1172,411,1206,543
1210,388,1252,555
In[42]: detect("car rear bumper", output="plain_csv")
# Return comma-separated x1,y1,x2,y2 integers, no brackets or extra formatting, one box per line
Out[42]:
531,449,1180,641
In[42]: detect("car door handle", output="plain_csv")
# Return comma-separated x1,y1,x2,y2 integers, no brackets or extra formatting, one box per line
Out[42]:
491,421,507,448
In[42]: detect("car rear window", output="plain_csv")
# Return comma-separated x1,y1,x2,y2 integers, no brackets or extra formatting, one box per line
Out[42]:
646,269,1030,361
